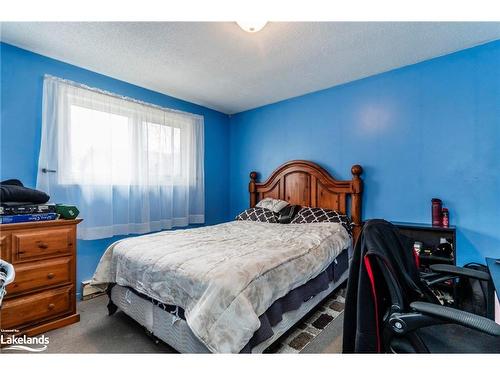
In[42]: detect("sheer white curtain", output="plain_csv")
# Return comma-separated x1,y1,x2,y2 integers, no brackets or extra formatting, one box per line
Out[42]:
37,75,204,240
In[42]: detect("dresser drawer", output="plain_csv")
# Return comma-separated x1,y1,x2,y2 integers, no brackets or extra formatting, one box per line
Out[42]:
1,286,73,329
6,257,72,296
12,227,74,263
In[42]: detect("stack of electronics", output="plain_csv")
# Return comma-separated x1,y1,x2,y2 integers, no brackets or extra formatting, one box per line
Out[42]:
414,237,454,265
0,202,59,224
0,178,72,224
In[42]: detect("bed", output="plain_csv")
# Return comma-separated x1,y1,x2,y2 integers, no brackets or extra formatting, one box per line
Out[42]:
91,160,364,353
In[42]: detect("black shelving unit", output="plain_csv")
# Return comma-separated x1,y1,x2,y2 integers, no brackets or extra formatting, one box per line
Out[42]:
392,221,456,266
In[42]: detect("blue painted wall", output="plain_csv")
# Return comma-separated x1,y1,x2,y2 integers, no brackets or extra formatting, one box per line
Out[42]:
229,40,500,265
0,43,231,296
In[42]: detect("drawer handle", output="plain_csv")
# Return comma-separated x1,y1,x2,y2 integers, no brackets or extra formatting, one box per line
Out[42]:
47,272,55,279
48,303,55,310
38,242,49,249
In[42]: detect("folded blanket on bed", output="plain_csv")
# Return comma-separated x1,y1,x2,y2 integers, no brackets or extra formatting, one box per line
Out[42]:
91,221,350,353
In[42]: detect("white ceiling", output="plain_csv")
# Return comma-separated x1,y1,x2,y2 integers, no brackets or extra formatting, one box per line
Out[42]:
1,22,500,114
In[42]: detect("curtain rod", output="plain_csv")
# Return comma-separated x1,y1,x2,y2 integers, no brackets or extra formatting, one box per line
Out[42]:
44,74,204,120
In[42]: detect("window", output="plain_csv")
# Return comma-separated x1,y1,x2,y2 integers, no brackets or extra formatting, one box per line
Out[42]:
65,105,131,185
61,105,183,185
37,75,204,240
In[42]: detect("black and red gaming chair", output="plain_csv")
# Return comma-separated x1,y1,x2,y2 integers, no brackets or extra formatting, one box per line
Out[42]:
343,219,500,353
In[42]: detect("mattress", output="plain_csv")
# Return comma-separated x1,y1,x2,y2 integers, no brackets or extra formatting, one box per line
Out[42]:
94,220,351,352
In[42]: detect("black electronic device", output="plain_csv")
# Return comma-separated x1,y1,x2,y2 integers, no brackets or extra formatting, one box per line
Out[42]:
0,202,56,216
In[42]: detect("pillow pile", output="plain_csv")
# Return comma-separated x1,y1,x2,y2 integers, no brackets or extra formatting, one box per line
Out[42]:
290,207,352,236
235,199,351,234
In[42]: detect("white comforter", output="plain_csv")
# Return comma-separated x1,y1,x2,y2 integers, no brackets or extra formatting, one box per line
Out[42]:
91,221,350,353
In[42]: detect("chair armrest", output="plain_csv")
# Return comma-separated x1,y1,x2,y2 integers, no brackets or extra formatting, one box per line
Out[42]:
421,271,455,286
410,301,500,336
429,264,491,281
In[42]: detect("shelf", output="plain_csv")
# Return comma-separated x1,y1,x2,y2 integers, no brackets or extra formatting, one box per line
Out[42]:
392,221,455,232
419,254,454,264
392,221,457,266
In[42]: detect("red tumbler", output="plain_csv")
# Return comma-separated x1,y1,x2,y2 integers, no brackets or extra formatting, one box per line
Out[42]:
432,198,442,226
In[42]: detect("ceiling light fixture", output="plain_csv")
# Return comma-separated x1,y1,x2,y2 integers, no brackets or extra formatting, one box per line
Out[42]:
236,21,268,33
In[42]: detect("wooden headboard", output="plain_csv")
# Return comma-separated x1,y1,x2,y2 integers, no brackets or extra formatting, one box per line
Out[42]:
249,160,363,239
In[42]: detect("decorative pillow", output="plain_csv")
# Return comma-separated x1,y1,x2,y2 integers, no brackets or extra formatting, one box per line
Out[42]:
256,198,289,213
278,205,301,224
235,207,279,223
290,207,352,236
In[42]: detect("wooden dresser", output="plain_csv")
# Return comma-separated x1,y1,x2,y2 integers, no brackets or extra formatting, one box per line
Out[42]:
0,219,81,337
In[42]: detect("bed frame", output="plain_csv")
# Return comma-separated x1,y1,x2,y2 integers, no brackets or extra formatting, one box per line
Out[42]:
249,160,363,240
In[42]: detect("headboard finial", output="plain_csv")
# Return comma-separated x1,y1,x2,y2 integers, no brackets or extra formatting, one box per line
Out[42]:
249,171,258,207
351,164,363,178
